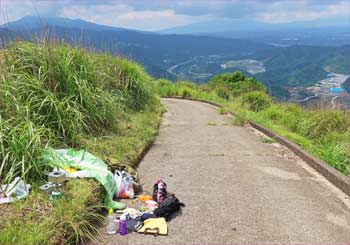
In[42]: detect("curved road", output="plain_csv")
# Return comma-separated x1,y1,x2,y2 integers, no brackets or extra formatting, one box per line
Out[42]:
101,98,350,244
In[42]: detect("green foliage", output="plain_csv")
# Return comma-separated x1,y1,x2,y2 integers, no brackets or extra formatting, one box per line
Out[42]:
0,41,160,184
261,137,276,144
80,107,162,169
95,55,157,110
208,71,265,98
241,91,272,112
3,42,121,142
315,143,350,175
0,117,52,184
261,103,303,132
232,111,249,126
218,108,227,115
210,71,245,84
299,110,350,140
0,179,104,244
215,86,231,99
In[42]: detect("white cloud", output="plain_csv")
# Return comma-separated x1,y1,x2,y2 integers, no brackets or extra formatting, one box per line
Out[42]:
58,3,210,31
0,1,58,24
0,0,348,29
255,0,349,23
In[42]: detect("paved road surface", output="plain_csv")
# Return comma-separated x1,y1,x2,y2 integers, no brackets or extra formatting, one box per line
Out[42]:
100,98,350,244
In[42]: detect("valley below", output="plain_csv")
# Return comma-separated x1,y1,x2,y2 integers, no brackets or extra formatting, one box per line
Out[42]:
289,73,350,110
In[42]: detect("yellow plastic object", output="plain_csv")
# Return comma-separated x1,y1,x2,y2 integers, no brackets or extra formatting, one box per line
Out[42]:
138,218,168,235
63,166,76,173
138,195,152,202
108,208,113,215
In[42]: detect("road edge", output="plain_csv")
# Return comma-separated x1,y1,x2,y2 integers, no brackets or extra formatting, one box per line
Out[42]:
161,96,350,196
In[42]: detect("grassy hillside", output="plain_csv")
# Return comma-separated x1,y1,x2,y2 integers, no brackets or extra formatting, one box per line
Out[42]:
155,71,350,175
0,41,162,244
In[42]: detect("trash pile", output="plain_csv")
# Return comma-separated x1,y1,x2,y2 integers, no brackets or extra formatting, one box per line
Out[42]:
0,147,185,236
107,179,185,236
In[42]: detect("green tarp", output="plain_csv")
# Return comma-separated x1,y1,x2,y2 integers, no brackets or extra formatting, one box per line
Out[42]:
43,148,125,210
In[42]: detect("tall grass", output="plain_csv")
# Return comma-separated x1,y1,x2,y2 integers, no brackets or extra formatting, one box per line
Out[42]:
0,116,51,184
0,40,159,184
3,41,120,139
94,54,157,110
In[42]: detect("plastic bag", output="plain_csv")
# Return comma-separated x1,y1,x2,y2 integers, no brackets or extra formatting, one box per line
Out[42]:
0,177,31,204
114,170,135,199
43,147,125,210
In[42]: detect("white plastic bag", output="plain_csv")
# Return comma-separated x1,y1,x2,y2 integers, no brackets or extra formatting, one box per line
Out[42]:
114,170,134,199
0,177,31,204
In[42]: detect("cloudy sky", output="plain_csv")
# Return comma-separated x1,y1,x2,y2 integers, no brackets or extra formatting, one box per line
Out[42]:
0,0,349,31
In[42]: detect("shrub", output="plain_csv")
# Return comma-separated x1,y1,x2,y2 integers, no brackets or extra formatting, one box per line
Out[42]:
241,91,272,112
215,86,230,99
175,81,198,89
210,71,245,84
180,88,192,98
232,111,249,126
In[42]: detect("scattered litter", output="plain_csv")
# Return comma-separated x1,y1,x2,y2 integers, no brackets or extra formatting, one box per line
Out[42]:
154,194,185,220
119,215,128,235
114,170,135,199
122,208,142,219
145,200,158,211
126,218,143,232
138,218,168,235
152,179,167,204
0,177,31,204
104,178,184,237
139,207,149,212
140,212,157,221
43,148,125,210
106,208,117,235
138,195,152,202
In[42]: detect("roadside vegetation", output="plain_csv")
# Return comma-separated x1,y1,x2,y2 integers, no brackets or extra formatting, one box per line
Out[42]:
0,41,162,244
154,71,350,175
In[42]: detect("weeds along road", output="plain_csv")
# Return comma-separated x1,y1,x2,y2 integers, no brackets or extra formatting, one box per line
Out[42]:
100,98,350,244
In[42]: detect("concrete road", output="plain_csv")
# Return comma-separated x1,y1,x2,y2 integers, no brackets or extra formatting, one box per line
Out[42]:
100,98,350,244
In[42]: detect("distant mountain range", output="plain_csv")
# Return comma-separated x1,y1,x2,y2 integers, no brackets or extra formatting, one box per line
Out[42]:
160,18,350,47
1,16,350,99
2,16,130,32
160,17,349,34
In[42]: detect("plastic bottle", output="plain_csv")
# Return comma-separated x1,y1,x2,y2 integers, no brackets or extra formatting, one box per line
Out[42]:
157,180,165,203
119,215,128,236
106,209,117,235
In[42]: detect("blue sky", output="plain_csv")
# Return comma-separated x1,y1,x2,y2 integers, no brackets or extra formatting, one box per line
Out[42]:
0,0,349,30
